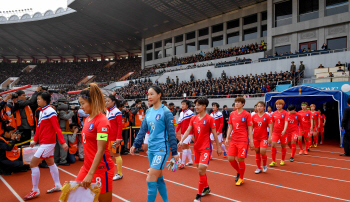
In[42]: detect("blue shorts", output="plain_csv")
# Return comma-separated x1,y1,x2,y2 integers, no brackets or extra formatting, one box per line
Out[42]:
148,151,170,170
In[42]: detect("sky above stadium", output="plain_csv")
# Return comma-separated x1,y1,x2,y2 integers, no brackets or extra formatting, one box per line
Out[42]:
0,0,67,15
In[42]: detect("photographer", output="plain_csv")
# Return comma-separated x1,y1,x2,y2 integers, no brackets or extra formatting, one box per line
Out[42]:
130,99,147,153
54,99,75,166
0,126,28,175
0,94,17,132
13,86,41,144
67,123,79,164
119,101,130,155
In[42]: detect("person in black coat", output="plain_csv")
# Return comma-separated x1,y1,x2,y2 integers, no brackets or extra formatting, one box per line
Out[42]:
341,98,350,156
207,70,212,80
222,105,230,138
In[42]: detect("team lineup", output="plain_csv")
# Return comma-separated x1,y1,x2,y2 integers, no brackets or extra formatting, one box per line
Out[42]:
24,83,327,202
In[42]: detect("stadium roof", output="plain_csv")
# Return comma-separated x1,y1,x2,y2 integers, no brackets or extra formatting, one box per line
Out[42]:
0,0,265,59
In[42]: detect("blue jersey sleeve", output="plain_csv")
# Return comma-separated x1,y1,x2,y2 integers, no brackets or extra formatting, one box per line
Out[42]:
164,109,178,156
133,115,148,148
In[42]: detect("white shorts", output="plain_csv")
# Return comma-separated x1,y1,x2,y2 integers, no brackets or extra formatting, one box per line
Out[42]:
181,134,193,145
144,133,150,144
210,133,223,143
34,143,56,159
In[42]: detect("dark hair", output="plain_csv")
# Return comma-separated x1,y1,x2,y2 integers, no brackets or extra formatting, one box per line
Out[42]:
288,104,296,111
232,103,235,107
223,105,227,108
4,126,15,133
181,99,191,107
108,94,120,108
135,99,142,104
169,102,174,106
162,101,167,104
347,98,350,105
37,91,51,105
16,90,25,96
267,105,272,109
194,97,209,107
212,102,220,108
149,85,163,100
256,101,265,107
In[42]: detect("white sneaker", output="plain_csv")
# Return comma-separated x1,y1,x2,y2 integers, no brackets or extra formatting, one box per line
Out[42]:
263,165,267,173
185,161,193,166
255,168,262,174
47,186,61,193
113,174,123,181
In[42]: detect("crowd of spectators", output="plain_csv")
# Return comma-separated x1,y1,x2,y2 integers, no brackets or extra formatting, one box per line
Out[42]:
116,69,295,100
0,62,28,83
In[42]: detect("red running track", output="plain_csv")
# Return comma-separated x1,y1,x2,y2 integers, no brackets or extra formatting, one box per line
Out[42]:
1,139,350,202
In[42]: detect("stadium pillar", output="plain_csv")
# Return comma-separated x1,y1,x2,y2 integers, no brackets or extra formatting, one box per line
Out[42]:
32,57,36,63
319,0,325,18
60,57,64,63
292,0,298,24
114,53,119,60
46,57,50,63
101,55,105,61
239,18,243,42
2,57,7,63
208,27,212,48
266,0,273,50
183,33,186,53
223,23,227,45
195,30,199,49
141,38,145,70
73,56,77,62
87,56,91,62
17,57,22,63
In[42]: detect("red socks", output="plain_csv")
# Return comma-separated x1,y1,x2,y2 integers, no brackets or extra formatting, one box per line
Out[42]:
298,140,303,150
291,144,296,158
230,160,239,172
238,161,246,179
261,154,267,166
255,153,261,169
198,174,208,194
314,134,318,144
288,144,292,149
271,147,277,162
281,147,287,161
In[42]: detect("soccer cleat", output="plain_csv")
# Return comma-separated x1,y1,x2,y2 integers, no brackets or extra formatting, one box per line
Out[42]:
262,165,267,172
269,161,277,167
255,168,262,174
280,160,285,166
210,155,213,160
309,144,313,148
307,148,310,151
235,178,244,186
178,163,185,169
201,186,211,196
320,142,323,145
46,186,61,193
24,191,40,200
314,143,318,148
290,157,294,162
147,168,150,172
299,150,304,155
304,150,308,155
185,162,193,166
235,173,240,182
113,174,123,181
223,152,227,158
194,194,202,202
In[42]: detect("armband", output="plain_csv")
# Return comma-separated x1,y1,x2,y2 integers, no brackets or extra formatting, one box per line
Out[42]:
97,133,108,141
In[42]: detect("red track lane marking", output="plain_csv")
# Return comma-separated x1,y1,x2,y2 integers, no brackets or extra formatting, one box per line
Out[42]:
57,167,130,202
134,154,350,201
0,176,25,202
122,165,241,202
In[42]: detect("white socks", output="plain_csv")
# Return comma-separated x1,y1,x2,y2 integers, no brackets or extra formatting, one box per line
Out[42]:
187,149,192,162
221,144,227,152
49,164,61,188
31,167,40,192
181,150,187,164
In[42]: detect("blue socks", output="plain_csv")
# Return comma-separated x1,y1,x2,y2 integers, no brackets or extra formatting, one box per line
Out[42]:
147,177,169,202
157,176,169,202
147,182,157,202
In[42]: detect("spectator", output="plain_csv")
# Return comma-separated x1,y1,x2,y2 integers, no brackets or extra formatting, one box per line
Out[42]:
329,72,334,77
176,76,179,86
290,61,296,72
337,66,344,72
207,70,212,80
190,74,194,82
336,61,344,67
0,126,29,175
299,61,305,72
341,72,347,76
322,43,328,50
318,64,324,68
221,70,226,79
67,124,79,163
130,99,146,153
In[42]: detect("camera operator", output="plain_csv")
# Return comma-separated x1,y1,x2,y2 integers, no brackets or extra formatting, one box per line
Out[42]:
13,86,41,145
54,100,75,166
119,101,130,155
0,126,29,174
0,94,17,132
67,123,79,164
130,99,147,153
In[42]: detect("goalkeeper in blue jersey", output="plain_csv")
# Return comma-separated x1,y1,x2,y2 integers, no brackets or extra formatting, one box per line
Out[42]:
130,85,179,202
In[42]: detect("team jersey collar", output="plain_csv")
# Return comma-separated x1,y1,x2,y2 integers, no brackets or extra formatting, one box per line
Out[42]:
107,105,116,112
183,108,190,113
40,104,50,111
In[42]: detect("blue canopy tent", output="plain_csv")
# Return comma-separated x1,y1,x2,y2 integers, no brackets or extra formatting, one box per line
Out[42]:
265,85,348,147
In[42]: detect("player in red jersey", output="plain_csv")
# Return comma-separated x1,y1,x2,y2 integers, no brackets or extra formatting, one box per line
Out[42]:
318,109,326,144
23,91,68,200
225,97,253,186
286,104,303,162
179,97,222,202
310,104,321,147
269,99,289,167
251,101,273,174
75,83,115,202
298,102,313,154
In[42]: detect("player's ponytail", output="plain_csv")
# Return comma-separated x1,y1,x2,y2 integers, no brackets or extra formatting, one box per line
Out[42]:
80,83,105,117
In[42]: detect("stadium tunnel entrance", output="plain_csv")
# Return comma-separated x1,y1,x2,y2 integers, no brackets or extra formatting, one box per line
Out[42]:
265,85,349,147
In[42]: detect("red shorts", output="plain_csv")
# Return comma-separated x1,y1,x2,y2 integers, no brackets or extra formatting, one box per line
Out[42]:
228,143,248,158
253,139,268,148
287,131,299,142
312,127,319,133
194,150,211,166
299,129,311,138
272,132,288,144
76,167,114,194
